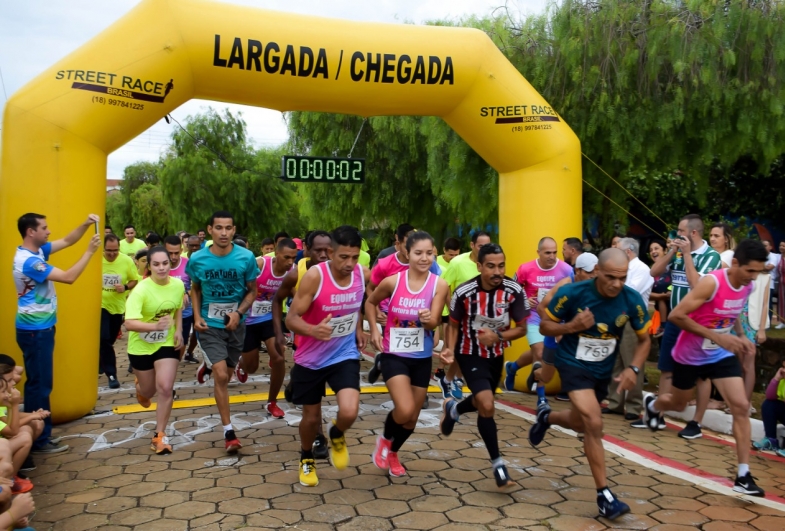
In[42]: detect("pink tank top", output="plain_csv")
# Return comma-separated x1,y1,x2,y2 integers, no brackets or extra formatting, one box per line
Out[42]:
672,269,753,366
514,259,574,325
246,256,287,325
383,271,438,358
295,261,364,369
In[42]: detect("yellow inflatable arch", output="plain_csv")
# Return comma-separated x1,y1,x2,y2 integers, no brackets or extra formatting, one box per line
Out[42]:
0,0,580,422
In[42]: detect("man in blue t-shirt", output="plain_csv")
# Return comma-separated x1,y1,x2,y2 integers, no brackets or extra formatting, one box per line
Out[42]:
528,249,651,521
14,212,102,454
187,211,259,454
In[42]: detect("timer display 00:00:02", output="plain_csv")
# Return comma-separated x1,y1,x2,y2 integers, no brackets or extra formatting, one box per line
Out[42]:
281,156,365,183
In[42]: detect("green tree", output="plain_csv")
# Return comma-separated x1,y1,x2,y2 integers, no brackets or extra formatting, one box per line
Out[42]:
130,183,173,237
105,192,127,234
158,108,296,240
495,0,785,236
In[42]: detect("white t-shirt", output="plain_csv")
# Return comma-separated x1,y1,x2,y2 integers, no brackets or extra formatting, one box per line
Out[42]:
625,257,654,308
767,252,781,282
720,250,734,268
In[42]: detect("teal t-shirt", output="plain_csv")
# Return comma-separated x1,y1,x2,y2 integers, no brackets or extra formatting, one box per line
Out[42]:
545,279,650,379
185,243,259,329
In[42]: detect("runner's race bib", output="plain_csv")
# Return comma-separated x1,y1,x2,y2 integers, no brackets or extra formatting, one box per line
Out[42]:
702,327,733,350
671,270,688,287
329,314,357,338
390,327,425,353
472,314,508,331
102,274,121,289
208,302,238,319
576,336,617,362
141,330,167,344
251,300,272,317
537,288,549,302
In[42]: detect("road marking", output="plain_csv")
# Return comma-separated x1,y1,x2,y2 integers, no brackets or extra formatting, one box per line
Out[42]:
496,400,785,513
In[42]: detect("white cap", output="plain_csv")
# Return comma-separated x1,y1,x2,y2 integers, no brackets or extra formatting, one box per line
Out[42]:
575,252,598,272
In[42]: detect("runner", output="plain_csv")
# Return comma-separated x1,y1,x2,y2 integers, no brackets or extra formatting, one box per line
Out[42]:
504,237,574,392
436,231,492,399
650,214,721,439
124,246,185,454
562,237,584,266
273,230,332,460
134,249,148,278
260,238,275,256
439,243,529,489
366,227,441,384
366,232,450,476
186,211,259,453
100,234,139,389
527,253,599,401
197,229,206,248
183,235,204,362
164,235,193,362
528,248,651,520
120,225,146,258
14,212,101,454
643,239,768,497
373,223,414,267
285,226,370,487
236,238,298,419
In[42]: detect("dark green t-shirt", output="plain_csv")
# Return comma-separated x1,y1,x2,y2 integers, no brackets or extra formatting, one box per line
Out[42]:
545,279,650,379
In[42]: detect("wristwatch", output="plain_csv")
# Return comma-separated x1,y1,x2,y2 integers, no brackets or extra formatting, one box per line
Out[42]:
123,284,130,291
629,365,640,375
495,330,504,342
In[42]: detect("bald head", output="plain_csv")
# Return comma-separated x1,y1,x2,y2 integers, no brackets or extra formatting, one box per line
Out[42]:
599,248,629,268
538,237,556,249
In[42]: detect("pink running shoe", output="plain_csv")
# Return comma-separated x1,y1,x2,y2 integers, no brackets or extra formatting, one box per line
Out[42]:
235,364,248,383
388,452,406,477
267,401,285,419
372,436,392,470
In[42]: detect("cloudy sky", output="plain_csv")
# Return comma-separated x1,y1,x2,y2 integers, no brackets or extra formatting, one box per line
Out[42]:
1,0,548,180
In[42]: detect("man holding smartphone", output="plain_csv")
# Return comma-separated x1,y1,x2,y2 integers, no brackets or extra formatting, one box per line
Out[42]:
650,214,721,438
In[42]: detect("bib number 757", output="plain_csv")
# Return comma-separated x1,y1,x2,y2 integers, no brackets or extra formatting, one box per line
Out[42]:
329,314,357,338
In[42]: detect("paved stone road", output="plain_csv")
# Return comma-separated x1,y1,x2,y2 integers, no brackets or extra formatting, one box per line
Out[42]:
25,339,785,530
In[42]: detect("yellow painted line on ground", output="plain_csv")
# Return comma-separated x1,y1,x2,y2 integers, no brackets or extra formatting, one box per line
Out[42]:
112,385,490,414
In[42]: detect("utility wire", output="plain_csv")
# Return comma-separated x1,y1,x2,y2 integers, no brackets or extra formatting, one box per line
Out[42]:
582,178,667,240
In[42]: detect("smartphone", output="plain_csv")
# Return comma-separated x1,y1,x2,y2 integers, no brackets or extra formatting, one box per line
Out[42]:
668,229,677,240
94,221,99,234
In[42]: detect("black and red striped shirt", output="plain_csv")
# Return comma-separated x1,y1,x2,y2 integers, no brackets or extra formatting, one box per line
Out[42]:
449,276,529,358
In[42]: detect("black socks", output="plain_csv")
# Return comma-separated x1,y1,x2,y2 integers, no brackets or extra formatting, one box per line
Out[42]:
477,415,500,460
383,412,414,452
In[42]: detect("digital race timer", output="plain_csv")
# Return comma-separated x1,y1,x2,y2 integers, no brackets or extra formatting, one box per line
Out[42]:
281,155,365,183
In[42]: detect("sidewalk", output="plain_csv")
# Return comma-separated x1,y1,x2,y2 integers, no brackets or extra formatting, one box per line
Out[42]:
26,339,785,530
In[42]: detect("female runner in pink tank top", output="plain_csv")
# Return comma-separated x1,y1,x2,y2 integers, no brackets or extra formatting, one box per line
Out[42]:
365,232,450,477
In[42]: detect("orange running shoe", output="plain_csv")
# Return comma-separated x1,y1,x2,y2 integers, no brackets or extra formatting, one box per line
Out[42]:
151,432,172,455
12,475,33,493
135,377,151,408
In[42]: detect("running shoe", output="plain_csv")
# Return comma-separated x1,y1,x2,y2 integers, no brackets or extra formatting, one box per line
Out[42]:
528,399,551,447
733,472,765,497
493,463,515,488
451,378,465,400
630,418,647,429
388,452,406,477
267,401,285,419
299,458,318,487
151,432,172,455
367,353,382,384
555,392,570,401
440,398,459,437
775,447,785,458
183,353,199,364
11,476,33,494
436,371,452,398
235,362,249,383
597,488,630,520
373,435,392,470
107,375,120,389
20,455,35,473
753,437,777,451
677,420,702,439
643,394,661,431
224,430,242,454
328,420,350,470
32,441,69,454
503,361,519,392
134,377,151,408
197,362,211,384
312,435,329,460
526,362,542,393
